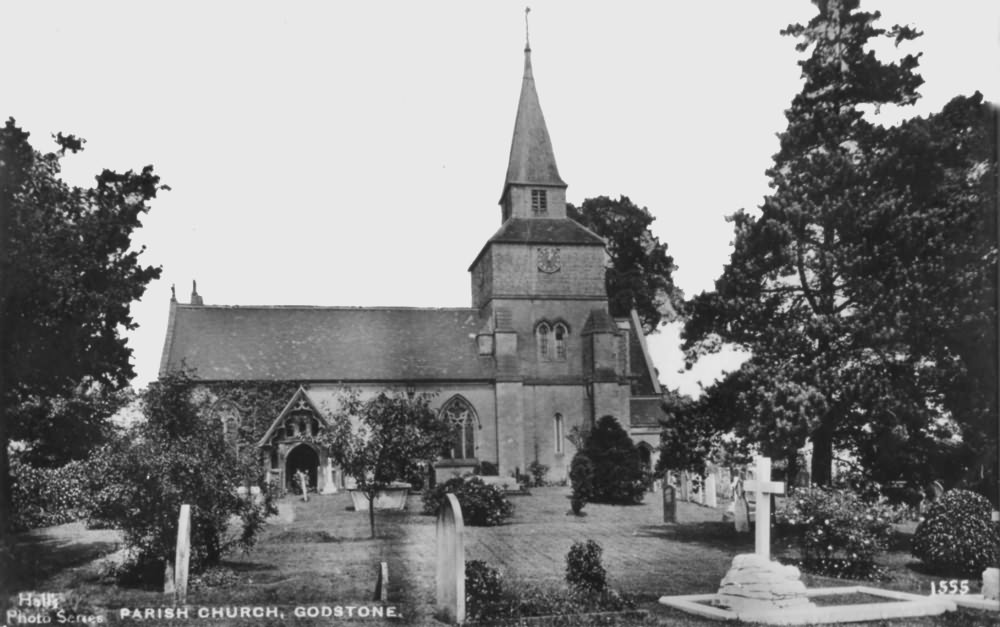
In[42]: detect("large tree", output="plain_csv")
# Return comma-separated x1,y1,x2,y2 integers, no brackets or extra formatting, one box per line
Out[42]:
683,0,996,492
568,196,681,334
0,120,164,531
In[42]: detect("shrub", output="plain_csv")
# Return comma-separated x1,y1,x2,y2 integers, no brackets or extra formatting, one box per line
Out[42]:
528,460,549,487
776,486,898,580
465,560,512,621
566,540,607,593
465,559,634,621
582,416,646,504
10,458,92,531
912,489,1000,575
569,452,593,515
421,476,514,526
89,371,274,584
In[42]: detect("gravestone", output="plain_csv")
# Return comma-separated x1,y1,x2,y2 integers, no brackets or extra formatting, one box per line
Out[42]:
663,484,676,523
681,471,692,502
374,561,389,602
436,493,465,624
716,457,813,613
174,504,191,604
732,475,750,533
296,470,309,502
705,473,718,508
322,463,337,494
983,568,999,602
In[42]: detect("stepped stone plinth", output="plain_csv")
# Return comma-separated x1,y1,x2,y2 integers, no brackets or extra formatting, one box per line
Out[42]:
715,553,816,613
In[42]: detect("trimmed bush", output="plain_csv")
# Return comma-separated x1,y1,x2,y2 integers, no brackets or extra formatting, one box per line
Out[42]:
569,452,594,515
581,416,646,504
776,487,898,580
422,476,514,526
566,540,607,593
10,459,92,531
912,489,1000,575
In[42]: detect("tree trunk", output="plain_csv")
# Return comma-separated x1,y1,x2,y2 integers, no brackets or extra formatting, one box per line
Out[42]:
811,423,834,486
367,491,376,539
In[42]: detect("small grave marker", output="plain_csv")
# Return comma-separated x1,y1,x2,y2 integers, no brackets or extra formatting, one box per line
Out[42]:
983,568,999,602
705,473,718,508
374,561,389,602
663,484,676,523
436,493,465,624
174,504,191,604
744,456,785,560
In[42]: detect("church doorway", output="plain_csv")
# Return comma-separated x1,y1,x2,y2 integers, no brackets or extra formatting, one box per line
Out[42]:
286,443,320,491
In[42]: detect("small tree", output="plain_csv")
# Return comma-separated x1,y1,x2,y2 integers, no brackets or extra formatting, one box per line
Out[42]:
582,416,647,505
321,390,452,537
89,370,272,583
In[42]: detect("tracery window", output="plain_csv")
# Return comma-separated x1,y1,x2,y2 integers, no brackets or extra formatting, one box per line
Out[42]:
440,396,477,459
536,322,550,360
553,323,567,361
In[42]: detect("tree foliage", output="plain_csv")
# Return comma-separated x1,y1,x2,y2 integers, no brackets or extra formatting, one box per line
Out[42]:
682,0,996,493
1,119,164,532
568,196,681,334
320,390,452,537
89,370,272,583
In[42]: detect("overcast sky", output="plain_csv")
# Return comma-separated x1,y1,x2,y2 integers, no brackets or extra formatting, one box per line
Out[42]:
3,1,998,395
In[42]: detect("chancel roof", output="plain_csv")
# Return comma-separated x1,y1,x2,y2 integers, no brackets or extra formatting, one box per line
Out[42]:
159,305,493,382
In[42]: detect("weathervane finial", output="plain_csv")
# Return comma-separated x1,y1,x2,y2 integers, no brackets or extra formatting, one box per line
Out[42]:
524,6,531,51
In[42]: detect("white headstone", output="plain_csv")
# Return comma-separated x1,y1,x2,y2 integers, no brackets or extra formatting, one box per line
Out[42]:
705,474,718,508
983,567,999,601
322,462,337,494
743,457,785,560
680,471,691,502
436,493,465,623
173,504,191,604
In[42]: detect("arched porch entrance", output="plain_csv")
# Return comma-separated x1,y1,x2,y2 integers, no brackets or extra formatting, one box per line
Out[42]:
286,443,320,491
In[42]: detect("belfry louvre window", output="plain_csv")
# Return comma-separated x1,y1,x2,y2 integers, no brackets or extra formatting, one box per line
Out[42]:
531,189,548,214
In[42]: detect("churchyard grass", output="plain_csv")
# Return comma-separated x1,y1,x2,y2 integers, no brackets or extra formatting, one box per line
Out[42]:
8,487,995,626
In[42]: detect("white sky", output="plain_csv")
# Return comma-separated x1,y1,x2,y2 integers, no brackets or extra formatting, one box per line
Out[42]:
2,1,998,396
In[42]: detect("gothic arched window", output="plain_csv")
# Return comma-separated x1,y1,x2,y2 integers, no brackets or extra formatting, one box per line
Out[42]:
536,322,551,360
553,323,568,361
554,413,564,454
440,396,478,460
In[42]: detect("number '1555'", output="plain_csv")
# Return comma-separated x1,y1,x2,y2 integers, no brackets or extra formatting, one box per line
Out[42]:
930,580,969,595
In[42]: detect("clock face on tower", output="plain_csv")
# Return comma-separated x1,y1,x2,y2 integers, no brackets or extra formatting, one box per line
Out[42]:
537,247,561,274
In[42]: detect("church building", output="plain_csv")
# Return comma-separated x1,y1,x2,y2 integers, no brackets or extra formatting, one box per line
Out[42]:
158,40,666,493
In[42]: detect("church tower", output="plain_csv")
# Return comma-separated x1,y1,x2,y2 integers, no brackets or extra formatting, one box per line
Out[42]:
469,35,629,477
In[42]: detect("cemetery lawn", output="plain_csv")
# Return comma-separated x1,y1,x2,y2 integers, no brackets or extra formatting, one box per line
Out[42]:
8,487,996,626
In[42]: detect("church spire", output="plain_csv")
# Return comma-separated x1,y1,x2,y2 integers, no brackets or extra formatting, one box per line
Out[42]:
499,13,566,220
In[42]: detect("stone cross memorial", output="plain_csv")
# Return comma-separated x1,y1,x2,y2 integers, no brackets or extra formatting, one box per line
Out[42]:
744,456,785,560
436,493,465,624
715,457,815,614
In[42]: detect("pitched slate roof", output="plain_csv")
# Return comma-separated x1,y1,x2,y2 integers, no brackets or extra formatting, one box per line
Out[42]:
159,305,493,382
630,397,666,428
489,218,605,246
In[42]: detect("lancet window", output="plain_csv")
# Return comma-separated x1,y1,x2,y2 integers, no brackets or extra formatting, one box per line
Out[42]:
440,396,477,460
